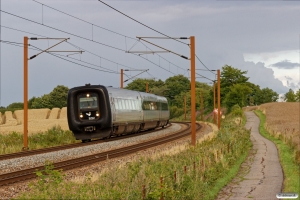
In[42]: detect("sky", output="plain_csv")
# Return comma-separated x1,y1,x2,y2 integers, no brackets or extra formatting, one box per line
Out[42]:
0,0,299,106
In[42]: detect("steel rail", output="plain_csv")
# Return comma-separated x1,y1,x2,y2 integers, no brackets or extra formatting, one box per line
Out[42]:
0,122,201,186
0,124,172,161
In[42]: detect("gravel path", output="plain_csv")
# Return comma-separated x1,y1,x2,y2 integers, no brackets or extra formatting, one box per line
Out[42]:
0,122,212,199
217,111,283,200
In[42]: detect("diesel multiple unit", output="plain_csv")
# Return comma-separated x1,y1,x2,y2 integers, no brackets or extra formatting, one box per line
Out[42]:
67,84,170,142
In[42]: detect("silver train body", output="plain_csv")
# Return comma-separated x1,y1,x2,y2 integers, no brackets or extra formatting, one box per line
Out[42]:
67,84,170,141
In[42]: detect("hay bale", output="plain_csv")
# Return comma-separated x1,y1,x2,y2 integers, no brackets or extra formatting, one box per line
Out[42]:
3,111,17,125
59,107,67,119
14,109,51,124
48,108,60,119
0,112,2,125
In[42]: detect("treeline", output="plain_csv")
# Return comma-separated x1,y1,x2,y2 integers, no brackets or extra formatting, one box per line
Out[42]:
283,89,300,102
2,65,290,118
0,85,69,113
125,65,279,117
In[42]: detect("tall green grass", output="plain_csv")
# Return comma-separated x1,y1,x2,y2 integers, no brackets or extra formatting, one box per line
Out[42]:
255,110,300,195
17,116,251,200
0,126,77,154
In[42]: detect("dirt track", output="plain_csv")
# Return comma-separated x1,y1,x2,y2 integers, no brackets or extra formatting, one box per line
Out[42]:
217,111,283,200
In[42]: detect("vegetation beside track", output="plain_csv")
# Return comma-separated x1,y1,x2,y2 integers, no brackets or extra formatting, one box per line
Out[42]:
0,126,77,155
254,110,300,195
16,115,251,200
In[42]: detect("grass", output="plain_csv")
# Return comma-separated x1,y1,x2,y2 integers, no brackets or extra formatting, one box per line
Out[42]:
255,110,300,195
0,126,77,154
16,115,251,199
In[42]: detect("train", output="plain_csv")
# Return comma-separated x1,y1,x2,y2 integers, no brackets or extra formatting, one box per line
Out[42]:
67,84,170,142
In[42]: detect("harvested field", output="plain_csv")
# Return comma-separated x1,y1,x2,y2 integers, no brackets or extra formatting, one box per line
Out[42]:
60,107,67,119
258,102,300,159
14,109,50,124
48,108,60,119
3,111,17,126
0,108,68,135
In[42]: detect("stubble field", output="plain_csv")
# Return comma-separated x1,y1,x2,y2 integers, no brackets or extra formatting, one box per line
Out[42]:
257,102,300,161
0,107,69,135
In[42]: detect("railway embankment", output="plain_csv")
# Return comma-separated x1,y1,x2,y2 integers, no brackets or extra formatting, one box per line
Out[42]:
11,117,251,199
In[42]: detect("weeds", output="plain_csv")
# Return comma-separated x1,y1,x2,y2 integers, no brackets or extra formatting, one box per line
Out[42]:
0,126,77,154
17,115,251,199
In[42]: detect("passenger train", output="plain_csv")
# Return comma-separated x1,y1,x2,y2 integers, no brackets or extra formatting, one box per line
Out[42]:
67,84,170,142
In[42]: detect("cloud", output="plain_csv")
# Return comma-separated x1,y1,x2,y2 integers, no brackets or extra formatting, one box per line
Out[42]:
271,60,300,69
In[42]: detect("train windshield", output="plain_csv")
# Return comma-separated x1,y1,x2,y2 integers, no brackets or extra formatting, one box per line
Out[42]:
78,93,98,109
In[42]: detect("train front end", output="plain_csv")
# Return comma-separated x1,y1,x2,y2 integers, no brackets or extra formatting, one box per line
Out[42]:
67,84,112,141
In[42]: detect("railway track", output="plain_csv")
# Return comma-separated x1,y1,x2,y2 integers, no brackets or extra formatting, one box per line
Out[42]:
0,123,172,161
0,122,201,186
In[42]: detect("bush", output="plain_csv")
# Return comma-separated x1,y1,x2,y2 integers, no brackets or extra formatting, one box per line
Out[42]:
230,104,243,117
170,106,184,119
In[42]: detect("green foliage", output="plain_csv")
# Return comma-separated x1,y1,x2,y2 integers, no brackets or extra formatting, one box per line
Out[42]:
34,161,65,192
220,65,249,99
0,126,77,155
31,85,69,109
284,88,297,102
295,89,300,102
169,105,184,119
255,110,300,194
224,84,252,109
17,116,251,199
48,85,69,108
165,75,190,103
7,102,24,109
230,104,243,117
125,78,164,92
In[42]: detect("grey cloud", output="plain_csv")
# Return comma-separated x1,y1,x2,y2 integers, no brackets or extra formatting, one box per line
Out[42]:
271,60,300,69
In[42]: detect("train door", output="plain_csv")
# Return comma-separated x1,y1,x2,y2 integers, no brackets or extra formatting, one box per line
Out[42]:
109,93,116,123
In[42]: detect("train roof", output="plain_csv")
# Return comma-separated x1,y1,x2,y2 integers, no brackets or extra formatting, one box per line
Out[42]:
105,86,168,103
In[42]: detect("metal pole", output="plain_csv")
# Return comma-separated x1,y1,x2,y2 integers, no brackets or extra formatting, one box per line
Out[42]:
146,82,148,93
217,69,221,129
184,95,186,120
121,69,123,88
190,36,196,146
23,36,28,150
213,82,216,124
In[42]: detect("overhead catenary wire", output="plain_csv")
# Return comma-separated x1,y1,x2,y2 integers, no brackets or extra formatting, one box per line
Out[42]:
1,40,121,74
97,0,189,46
0,26,138,73
31,0,187,74
96,0,215,76
30,44,121,74
0,11,180,76
0,10,125,52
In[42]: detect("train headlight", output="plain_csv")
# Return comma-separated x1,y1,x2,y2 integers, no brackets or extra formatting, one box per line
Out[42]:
96,112,99,117
80,113,83,118
86,93,90,98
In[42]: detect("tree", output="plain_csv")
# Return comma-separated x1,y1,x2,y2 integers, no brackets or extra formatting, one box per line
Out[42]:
125,78,164,92
295,89,300,102
260,88,278,103
220,65,249,100
224,83,252,110
7,102,23,109
165,75,190,104
31,94,52,109
48,85,69,108
284,89,296,102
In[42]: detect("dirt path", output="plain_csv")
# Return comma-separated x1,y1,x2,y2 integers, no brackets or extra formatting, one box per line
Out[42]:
217,111,283,200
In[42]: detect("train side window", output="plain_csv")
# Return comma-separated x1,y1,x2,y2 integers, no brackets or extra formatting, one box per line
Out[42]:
115,99,120,109
142,101,150,110
161,103,168,110
129,100,133,110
